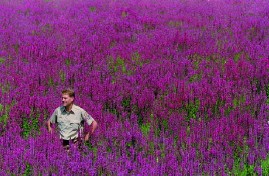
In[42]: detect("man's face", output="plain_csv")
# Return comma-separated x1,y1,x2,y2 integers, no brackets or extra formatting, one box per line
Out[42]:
62,94,74,107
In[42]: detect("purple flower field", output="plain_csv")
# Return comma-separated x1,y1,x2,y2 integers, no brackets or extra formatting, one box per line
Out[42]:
0,0,269,175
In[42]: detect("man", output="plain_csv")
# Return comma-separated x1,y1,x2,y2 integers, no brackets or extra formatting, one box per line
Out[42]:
47,89,98,151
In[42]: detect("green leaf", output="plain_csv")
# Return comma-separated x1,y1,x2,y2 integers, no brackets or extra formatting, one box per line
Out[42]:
65,58,71,66
0,57,5,64
59,70,66,83
121,11,128,18
0,114,8,124
48,77,54,86
122,97,131,108
162,119,168,132
141,123,151,136
23,163,32,176
185,99,200,121
89,6,96,12
234,52,241,62
116,57,124,66
261,154,269,174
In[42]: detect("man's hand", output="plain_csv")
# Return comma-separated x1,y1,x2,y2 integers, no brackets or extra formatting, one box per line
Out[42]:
84,133,90,142
47,121,54,134
84,120,98,141
48,126,53,134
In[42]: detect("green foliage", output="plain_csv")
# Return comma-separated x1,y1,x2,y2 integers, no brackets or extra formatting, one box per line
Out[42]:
189,74,202,82
173,136,178,148
266,84,269,104
23,163,32,176
225,106,233,116
143,23,155,31
181,141,187,150
233,95,246,108
48,77,54,86
234,52,242,62
59,70,66,83
131,52,143,67
184,99,200,121
107,56,131,76
85,141,97,152
242,164,255,175
136,111,143,127
251,78,262,94
121,11,128,18
227,144,257,176
115,57,126,73
152,119,169,138
0,113,8,125
261,154,269,175
13,43,20,54
167,20,183,27
0,103,14,125
150,113,154,120
110,108,117,115
229,148,269,175
104,101,118,115
221,95,246,117
162,119,168,132
22,118,31,139
154,125,161,137
0,83,10,94
230,157,242,175
193,60,200,70
85,141,98,162
65,58,71,66
107,53,145,79
126,141,132,148
186,125,192,138
159,143,166,158
21,109,41,139
122,96,131,108
140,122,151,136
89,6,96,12
106,146,112,153
32,115,40,132
148,141,155,155
247,26,259,41
126,137,136,154
0,57,5,64
212,98,225,116
41,23,53,33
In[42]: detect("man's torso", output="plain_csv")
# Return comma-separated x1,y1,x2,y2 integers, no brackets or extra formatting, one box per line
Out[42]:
54,104,84,140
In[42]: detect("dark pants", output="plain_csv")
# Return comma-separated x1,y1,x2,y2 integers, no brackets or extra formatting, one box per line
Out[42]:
62,138,82,151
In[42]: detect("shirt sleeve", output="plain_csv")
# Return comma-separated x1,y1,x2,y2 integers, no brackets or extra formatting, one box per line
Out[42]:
81,110,95,126
49,109,57,123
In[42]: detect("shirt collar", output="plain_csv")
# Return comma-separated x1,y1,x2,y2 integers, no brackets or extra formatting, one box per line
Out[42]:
63,104,76,113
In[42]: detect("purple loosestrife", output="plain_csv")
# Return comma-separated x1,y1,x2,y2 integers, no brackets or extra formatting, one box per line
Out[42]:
0,0,268,175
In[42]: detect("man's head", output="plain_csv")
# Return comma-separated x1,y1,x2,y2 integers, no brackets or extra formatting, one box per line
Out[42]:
62,89,75,107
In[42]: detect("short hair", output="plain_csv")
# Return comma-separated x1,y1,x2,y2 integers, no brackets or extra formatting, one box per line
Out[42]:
62,88,75,98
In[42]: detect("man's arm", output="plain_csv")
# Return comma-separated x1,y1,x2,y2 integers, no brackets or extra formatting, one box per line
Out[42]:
84,120,98,141
82,111,98,141
47,120,53,134
47,109,57,134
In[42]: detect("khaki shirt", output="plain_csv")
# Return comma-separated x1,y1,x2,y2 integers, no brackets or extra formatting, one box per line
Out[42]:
49,104,95,140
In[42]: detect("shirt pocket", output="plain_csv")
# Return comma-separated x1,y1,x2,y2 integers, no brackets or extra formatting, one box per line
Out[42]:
69,119,81,130
57,116,64,123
